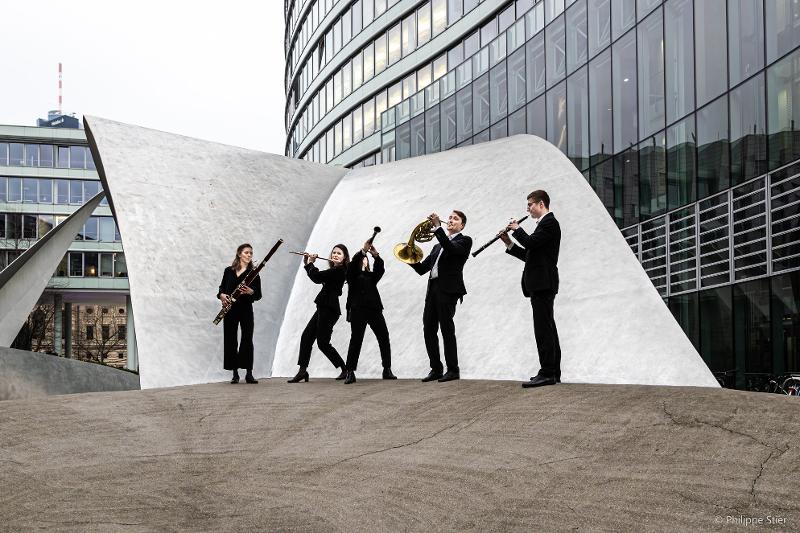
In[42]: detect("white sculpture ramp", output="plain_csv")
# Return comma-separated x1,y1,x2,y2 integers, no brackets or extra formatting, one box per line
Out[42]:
0,193,105,346
273,136,718,387
85,116,348,389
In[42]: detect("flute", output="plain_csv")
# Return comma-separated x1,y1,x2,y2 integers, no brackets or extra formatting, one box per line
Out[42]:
471,215,529,257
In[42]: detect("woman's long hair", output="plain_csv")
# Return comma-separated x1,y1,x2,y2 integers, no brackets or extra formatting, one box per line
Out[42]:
329,244,350,269
231,243,254,271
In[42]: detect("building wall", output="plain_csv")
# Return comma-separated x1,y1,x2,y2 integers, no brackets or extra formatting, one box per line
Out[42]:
0,124,130,362
284,0,800,387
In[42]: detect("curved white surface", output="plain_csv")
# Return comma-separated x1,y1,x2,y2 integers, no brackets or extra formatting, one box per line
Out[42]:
273,136,718,387
85,117,348,389
0,193,105,347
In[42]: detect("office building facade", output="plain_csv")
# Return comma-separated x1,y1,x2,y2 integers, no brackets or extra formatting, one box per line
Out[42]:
284,0,800,388
0,124,135,369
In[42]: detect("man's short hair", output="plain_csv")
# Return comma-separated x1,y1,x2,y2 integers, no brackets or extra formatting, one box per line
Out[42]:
527,190,550,209
452,210,467,227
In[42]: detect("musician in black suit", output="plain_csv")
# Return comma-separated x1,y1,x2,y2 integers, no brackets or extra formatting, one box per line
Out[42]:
288,245,350,383
499,190,562,388
342,241,396,384
409,211,472,382
217,243,262,384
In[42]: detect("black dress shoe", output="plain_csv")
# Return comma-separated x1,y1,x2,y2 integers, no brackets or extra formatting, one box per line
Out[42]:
522,375,556,388
438,371,460,382
531,376,562,383
245,374,258,384
382,368,398,380
335,369,347,380
287,370,309,383
344,370,356,384
421,370,444,382
230,374,239,384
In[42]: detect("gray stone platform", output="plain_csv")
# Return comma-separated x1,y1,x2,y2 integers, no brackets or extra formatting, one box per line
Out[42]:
0,380,797,531
0,347,139,400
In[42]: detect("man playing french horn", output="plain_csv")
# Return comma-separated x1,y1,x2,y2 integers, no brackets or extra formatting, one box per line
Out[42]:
406,211,472,382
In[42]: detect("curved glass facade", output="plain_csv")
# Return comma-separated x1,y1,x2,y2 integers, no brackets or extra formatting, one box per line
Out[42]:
285,0,800,388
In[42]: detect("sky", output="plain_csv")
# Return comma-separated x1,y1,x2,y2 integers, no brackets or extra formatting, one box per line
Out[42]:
0,0,288,154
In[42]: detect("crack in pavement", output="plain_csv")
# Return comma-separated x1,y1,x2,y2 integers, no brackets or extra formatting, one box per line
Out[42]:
306,420,464,474
751,449,776,500
661,402,788,453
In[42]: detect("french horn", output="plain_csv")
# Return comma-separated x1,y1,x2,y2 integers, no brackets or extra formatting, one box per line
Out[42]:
393,218,442,264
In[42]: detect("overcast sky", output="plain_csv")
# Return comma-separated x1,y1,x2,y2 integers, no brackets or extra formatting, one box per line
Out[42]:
0,0,288,154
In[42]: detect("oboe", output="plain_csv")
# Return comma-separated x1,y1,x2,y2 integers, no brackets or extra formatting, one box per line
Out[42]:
471,215,529,257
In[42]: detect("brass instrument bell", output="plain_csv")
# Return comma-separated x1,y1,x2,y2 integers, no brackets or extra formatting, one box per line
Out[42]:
393,218,439,264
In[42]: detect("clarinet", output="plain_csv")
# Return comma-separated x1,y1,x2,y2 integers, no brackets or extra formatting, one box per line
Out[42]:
213,238,284,325
471,215,529,257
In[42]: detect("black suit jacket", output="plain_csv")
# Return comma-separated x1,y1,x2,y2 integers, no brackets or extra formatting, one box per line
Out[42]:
305,263,346,315
217,266,262,306
346,251,385,311
410,227,472,296
506,212,561,296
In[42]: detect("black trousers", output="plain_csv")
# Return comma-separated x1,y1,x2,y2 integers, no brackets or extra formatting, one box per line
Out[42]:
530,291,561,379
345,307,391,371
298,306,345,369
422,280,460,374
223,304,254,371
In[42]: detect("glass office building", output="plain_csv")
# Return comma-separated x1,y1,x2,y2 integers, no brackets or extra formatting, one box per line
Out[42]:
285,0,800,388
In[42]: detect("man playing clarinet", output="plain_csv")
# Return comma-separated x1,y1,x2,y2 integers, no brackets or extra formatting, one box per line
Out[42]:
499,190,562,388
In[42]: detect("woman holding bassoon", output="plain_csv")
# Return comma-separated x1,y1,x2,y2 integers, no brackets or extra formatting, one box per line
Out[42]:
288,244,350,383
217,243,263,384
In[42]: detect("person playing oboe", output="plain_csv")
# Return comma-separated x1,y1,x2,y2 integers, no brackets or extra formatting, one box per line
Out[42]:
343,241,396,384
288,245,350,383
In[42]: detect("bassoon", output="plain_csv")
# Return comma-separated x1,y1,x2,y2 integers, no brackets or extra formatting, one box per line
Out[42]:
213,238,284,325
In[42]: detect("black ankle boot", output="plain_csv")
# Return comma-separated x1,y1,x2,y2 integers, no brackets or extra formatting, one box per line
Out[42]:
335,368,347,380
245,371,258,384
231,371,240,384
382,368,397,380
288,368,309,383
344,370,356,384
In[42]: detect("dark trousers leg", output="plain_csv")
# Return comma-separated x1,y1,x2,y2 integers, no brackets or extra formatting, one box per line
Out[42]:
346,317,368,371
436,292,459,373
422,288,443,374
238,309,254,371
531,292,558,378
367,312,392,369
223,310,242,370
315,308,345,369
297,312,318,367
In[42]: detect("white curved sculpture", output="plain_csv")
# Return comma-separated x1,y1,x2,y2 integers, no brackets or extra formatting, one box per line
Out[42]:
85,116,347,389
85,117,717,388
0,193,105,346
274,136,718,387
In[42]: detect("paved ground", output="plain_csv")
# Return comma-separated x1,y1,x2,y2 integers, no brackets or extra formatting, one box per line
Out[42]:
1,380,798,532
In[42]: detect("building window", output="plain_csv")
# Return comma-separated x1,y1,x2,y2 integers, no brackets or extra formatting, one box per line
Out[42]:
612,29,637,152
729,73,766,185
665,0,694,124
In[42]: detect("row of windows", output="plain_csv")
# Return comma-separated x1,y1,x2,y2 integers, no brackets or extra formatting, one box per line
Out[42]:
0,143,96,170
670,271,800,385
56,251,128,278
0,178,107,206
291,0,535,158
0,250,127,277
0,214,121,242
287,0,454,141
287,0,407,87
